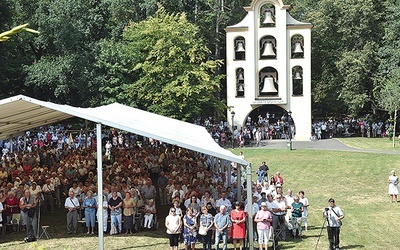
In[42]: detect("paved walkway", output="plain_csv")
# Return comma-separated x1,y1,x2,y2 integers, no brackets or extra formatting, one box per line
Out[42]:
245,138,400,154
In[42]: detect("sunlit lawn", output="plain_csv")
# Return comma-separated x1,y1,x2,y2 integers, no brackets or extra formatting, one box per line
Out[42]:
339,137,400,151
0,138,399,249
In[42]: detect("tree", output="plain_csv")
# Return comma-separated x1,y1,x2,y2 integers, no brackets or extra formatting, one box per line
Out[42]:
377,68,400,147
20,0,112,106
122,6,224,121
304,0,385,117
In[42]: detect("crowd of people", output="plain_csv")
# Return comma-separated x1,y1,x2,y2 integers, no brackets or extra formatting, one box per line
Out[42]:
0,120,353,250
164,159,312,250
311,118,392,140
198,113,295,148
195,114,395,147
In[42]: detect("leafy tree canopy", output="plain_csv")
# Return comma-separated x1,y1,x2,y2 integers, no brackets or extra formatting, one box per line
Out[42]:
122,5,224,121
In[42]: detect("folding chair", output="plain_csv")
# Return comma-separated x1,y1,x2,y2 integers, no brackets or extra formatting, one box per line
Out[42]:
39,225,51,239
9,214,21,233
270,224,285,250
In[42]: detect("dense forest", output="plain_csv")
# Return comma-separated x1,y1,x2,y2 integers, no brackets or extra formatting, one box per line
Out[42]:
1,0,399,122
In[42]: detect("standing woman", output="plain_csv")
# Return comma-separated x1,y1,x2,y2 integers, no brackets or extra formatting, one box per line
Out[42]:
388,170,399,203
165,207,182,250
290,195,304,238
299,191,309,231
123,192,136,234
5,191,20,226
187,195,201,217
82,190,96,234
230,202,246,250
254,202,272,250
109,191,123,234
20,189,38,240
183,207,198,250
199,206,214,250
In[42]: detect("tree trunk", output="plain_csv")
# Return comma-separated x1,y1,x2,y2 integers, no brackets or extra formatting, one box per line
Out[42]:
393,109,397,148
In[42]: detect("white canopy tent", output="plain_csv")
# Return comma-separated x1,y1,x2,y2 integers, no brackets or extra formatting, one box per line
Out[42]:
0,95,247,165
0,95,254,249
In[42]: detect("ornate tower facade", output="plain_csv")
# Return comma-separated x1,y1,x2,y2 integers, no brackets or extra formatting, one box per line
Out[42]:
225,0,312,141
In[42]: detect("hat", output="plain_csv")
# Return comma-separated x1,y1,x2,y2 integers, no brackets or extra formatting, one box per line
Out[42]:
260,202,267,207
32,182,37,185
328,198,335,203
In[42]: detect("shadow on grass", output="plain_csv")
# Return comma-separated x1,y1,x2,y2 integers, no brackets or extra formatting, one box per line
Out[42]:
117,242,168,250
341,245,365,249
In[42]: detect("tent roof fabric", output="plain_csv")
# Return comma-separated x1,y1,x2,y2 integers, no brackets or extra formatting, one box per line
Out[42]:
0,95,248,165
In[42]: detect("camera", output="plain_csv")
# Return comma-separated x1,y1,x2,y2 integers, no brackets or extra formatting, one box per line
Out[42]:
325,207,329,211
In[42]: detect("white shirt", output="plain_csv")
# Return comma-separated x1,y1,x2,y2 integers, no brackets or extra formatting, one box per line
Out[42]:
300,197,309,217
65,196,80,209
266,201,279,213
30,186,42,196
324,206,343,228
50,177,61,187
42,183,55,193
69,187,81,197
285,195,294,207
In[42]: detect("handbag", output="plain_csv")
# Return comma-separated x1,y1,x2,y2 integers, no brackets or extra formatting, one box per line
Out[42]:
27,208,36,218
198,226,207,236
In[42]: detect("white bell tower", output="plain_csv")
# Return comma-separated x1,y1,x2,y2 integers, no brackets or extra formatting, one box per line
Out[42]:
225,0,312,141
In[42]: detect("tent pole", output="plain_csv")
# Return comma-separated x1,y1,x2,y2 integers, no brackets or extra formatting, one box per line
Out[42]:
227,162,231,187
246,163,254,250
96,123,104,250
237,165,241,202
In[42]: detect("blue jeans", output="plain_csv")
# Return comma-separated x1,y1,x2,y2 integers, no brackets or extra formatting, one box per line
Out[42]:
215,230,228,250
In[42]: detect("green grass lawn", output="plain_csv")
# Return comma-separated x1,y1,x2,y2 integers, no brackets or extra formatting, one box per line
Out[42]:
0,142,399,249
339,137,400,151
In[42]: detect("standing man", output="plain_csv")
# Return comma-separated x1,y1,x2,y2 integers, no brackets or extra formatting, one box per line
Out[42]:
323,198,344,250
42,179,55,213
214,205,231,250
65,191,80,234
271,194,288,247
50,172,61,207
259,162,269,182
157,171,169,205
215,191,232,213
141,178,157,204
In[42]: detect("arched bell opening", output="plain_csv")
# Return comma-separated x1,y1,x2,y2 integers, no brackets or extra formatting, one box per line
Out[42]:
260,4,276,28
291,34,304,59
236,68,245,97
292,66,303,96
234,37,246,60
258,67,278,97
260,36,277,60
